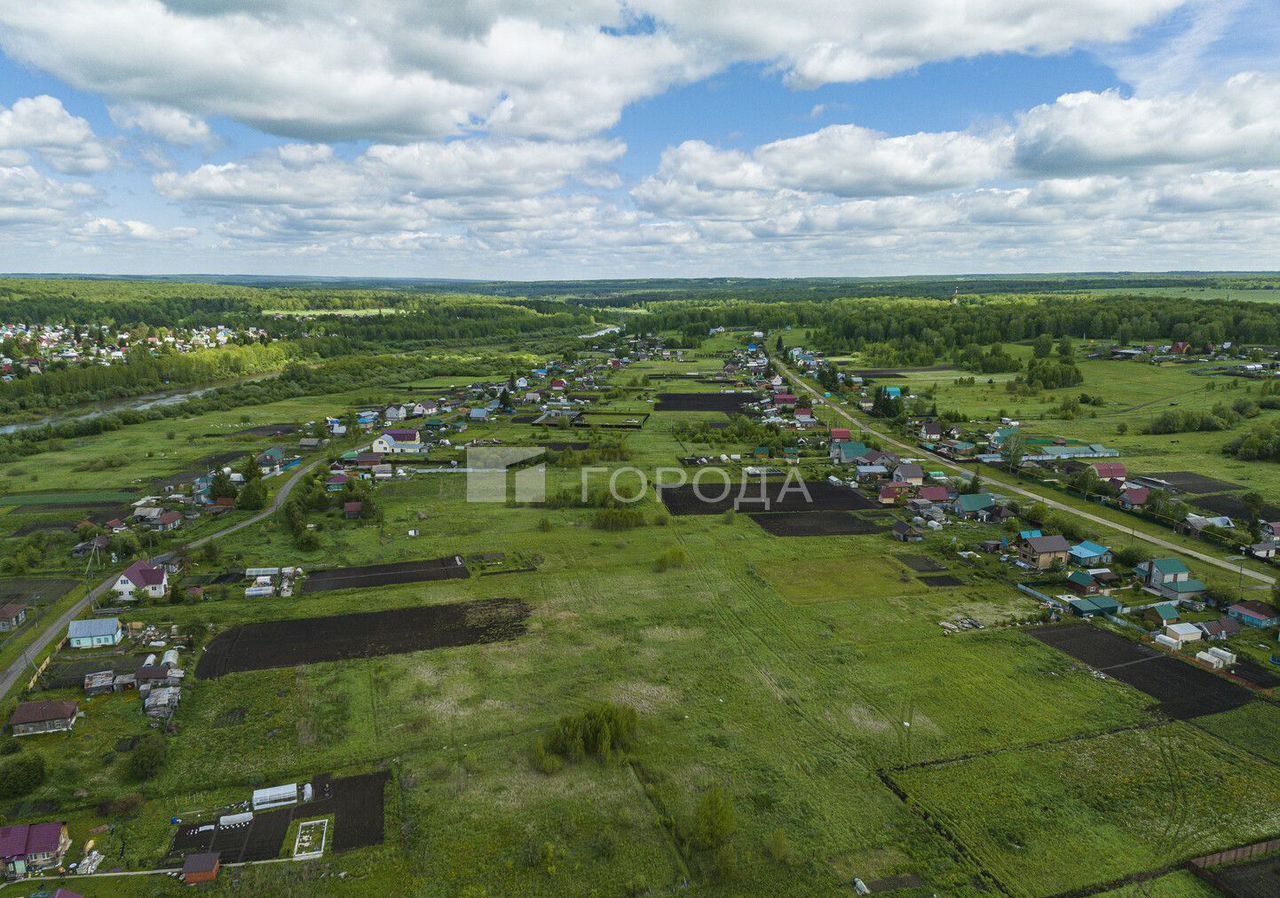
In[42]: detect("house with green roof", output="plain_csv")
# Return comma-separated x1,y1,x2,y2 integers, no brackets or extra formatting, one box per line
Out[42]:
1135,558,1207,601
952,493,996,518
829,441,870,464
1066,570,1099,596
1143,603,1181,628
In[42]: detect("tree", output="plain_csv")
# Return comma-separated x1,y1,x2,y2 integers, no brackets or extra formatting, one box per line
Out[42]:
125,734,167,781
691,786,737,850
1242,491,1266,526
1055,336,1074,361
208,469,237,501
774,335,784,352
1031,333,1054,358
1003,431,1027,478
236,477,267,510
0,753,45,798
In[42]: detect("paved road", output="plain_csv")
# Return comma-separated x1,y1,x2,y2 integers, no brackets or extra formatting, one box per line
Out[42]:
0,460,321,700
774,359,1275,588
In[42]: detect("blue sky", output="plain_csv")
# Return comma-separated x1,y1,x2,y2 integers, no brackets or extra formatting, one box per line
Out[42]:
0,1,1276,277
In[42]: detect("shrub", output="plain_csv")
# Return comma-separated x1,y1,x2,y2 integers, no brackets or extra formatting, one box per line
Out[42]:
0,753,46,798
653,546,688,572
690,786,736,850
125,734,167,781
546,703,638,763
592,508,645,531
530,738,564,774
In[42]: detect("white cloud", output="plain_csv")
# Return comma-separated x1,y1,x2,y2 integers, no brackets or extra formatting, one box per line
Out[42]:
72,217,198,240
109,102,214,147
0,1,1192,142
0,95,115,174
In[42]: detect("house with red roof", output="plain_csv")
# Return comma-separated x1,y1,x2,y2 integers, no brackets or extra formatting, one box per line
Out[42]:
112,560,168,599
1091,462,1128,483
1120,487,1150,510
918,485,951,503
0,822,71,874
773,393,798,410
829,428,852,443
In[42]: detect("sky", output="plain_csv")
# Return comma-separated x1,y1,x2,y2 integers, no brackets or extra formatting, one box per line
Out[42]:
0,0,1278,279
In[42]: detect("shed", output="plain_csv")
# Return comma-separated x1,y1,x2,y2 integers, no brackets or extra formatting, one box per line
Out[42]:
182,851,221,885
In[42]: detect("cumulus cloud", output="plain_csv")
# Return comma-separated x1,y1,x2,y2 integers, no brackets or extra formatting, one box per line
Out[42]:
0,1,1192,142
109,102,214,147
0,95,115,174
72,217,198,240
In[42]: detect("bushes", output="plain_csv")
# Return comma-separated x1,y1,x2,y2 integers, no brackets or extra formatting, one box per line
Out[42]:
125,734,167,781
0,752,46,799
689,785,737,850
653,546,687,572
592,508,646,531
1225,419,1280,461
543,703,638,764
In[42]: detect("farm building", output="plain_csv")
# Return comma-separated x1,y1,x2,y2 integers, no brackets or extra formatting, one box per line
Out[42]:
8,701,78,737
112,560,168,599
182,851,221,885
0,603,27,632
1165,622,1203,646
1196,617,1245,641
67,617,123,649
0,822,71,875
1143,604,1181,628
253,783,307,811
1067,596,1120,617
891,522,924,543
1227,601,1280,629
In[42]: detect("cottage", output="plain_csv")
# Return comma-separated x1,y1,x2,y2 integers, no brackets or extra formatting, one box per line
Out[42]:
1019,534,1072,569
1136,558,1207,601
855,464,889,481
1196,616,1245,641
371,429,422,454
299,437,322,450
1120,487,1150,511
67,617,123,649
919,422,942,441
952,493,995,518
154,510,183,532
1066,570,1100,596
1143,603,1180,628
1227,601,1280,629
1069,541,1113,566
829,428,853,444
0,822,71,874
469,407,490,421
256,447,285,475
182,852,221,885
1091,462,1128,483
918,485,950,504
772,393,797,410
0,603,26,632
9,700,78,736
344,501,365,519
325,473,349,492
830,441,871,465
892,464,924,487
113,560,168,599
879,485,910,505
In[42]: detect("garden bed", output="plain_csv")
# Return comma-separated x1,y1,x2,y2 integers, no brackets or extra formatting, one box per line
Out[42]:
302,555,470,593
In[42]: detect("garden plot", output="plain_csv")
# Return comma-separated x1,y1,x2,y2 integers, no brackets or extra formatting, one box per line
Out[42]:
654,392,754,413
232,423,301,437
894,724,1280,897
1193,492,1280,521
749,511,883,537
900,555,948,573
1031,624,1254,719
661,480,878,515
292,819,328,859
0,577,79,606
1146,471,1244,494
195,598,530,678
919,575,964,588
1203,853,1280,898
302,555,470,593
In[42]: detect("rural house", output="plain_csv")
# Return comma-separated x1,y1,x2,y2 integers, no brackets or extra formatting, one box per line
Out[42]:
1066,570,1100,595
1227,601,1280,629
919,421,942,441
1091,462,1128,483
830,441,871,465
0,603,26,632
371,429,422,454
8,700,78,736
1120,487,1150,510
891,522,924,543
1135,558,1207,601
1019,534,1072,569
1196,617,1245,641
918,485,950,503
1143,603,1181,628
0,822,71,875
67,617,123,649
952,493,995,519
1069,541,1113,566
113,560,168,599
892,464,924,486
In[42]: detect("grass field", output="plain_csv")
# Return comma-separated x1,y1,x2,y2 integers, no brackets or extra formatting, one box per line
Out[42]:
0,329,1278,897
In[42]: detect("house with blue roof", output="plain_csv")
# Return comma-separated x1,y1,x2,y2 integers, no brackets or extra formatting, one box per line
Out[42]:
68,618,123,649
1069,541,1113,566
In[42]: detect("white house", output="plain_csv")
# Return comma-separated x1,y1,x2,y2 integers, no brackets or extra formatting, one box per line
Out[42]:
371,429,422,454
113,560,168,599
68,617,123,649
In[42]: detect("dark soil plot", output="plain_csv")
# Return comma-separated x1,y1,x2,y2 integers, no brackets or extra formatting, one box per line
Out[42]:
9,523,74,537
314,771,390,852
511,415,539,424
749,512,883,537
1031,624,1254,719
661,481,878,516
540,442,591,451
919,575,964,588
9,502,123,516
302,556,470,594
233,423,300,438
654,393,753,413
1206,855,1280,898
43,654,152,689
900,555,947,573
1230,658,1280,689
239,809,294,861
195,598,530,679
1147,471,1245,494
1194,493,1280,521
0,577,79,605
